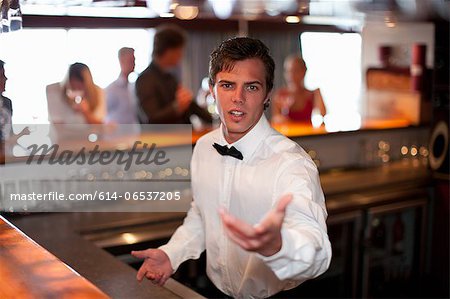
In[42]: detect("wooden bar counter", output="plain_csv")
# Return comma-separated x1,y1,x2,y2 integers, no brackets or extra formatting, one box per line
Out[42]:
0,216,108,299
0,214,204,299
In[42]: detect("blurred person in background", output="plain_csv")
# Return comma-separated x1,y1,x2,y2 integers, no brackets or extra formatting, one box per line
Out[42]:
105,47,139,124
136,24,212,126
272,54,326,124
0,59,13,141
46,62,105,124
0,59,28,144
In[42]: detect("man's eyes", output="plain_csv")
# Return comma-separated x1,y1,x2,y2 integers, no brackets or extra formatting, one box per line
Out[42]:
220,83,233,89
219,83,260,91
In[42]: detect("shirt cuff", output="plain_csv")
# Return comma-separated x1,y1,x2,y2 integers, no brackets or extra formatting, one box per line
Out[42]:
256,228,293,272
158,244,179,273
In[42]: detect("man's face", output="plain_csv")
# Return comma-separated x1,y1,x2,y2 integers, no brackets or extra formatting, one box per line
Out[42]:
210,58,269,143
120,51,136,75
69,78,84,92
0,68,7,94
163,47,184,68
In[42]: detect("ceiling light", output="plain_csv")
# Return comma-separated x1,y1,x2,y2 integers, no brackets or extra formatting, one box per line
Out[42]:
208,0,235,19
175,5,198,20
285,15,300,23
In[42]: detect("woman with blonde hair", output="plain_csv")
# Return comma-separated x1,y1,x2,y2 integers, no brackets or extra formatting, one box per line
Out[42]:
46,62,105,124
272,54,326,124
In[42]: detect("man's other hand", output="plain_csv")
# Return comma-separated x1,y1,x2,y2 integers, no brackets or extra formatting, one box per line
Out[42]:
131,249,173,286
175,86,193,113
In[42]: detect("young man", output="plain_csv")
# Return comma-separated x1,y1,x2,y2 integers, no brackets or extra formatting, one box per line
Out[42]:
135,24,212,125
132,37,331,298
105,47,139,124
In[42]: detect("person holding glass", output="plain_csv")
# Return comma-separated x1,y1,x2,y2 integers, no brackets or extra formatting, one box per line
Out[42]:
272,54,326,124
46,62,105,124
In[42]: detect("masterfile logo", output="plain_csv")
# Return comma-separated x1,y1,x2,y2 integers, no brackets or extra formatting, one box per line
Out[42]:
26,141,170,171
1,124,193,213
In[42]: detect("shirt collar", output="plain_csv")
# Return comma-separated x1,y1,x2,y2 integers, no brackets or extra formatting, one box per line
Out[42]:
116,76,128,87
218,114,271,162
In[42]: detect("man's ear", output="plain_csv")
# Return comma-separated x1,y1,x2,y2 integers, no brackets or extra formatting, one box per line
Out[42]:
263,98,271,110
263,90,273,110
209,85,216,100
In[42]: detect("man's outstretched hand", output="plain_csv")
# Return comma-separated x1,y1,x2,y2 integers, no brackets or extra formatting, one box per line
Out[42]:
219,194,293,257
131,249,173,286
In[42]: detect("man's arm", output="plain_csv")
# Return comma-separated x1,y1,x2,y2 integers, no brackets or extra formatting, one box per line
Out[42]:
221,157,331,283
159,200,206,269
132,200,206,285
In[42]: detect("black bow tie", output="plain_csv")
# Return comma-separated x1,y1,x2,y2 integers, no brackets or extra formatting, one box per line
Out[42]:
212,143,243,160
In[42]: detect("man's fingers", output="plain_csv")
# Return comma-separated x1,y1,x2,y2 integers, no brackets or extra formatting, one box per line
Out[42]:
146,271,161,283
219,208,257,238
153,272,165,285
136,265,147,282
131,250,149,259
275,194,293,214
254,194,293,233
224,224,253,250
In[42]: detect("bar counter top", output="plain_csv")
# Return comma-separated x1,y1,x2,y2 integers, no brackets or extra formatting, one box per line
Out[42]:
0,216,109,299
1,213,204,299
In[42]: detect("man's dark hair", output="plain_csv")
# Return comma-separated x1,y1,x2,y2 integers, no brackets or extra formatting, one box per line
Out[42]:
0,60,4,71
209,37,275,94
152,25,186,58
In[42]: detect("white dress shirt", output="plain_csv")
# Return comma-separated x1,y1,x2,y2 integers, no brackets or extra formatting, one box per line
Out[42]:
105,76,139,124
160,115,332,298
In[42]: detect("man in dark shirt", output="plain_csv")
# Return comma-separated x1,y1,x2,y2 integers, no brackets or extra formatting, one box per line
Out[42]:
135,25,212,125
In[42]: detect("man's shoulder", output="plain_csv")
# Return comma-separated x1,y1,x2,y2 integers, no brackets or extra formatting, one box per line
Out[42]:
1,95,12,105
137,65,157,78
264,129,310,162
46,82,61,91
1,96,12,112
136,66,158,87
105,79,120,93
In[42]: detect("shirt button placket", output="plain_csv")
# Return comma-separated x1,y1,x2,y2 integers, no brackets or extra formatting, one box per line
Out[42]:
222,159,236,293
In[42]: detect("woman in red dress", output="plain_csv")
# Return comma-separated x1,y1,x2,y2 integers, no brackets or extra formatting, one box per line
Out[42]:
272,55,326,124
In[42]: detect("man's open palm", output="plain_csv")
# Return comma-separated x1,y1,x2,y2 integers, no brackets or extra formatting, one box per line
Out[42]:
131,249,173,286
219,194,293,257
